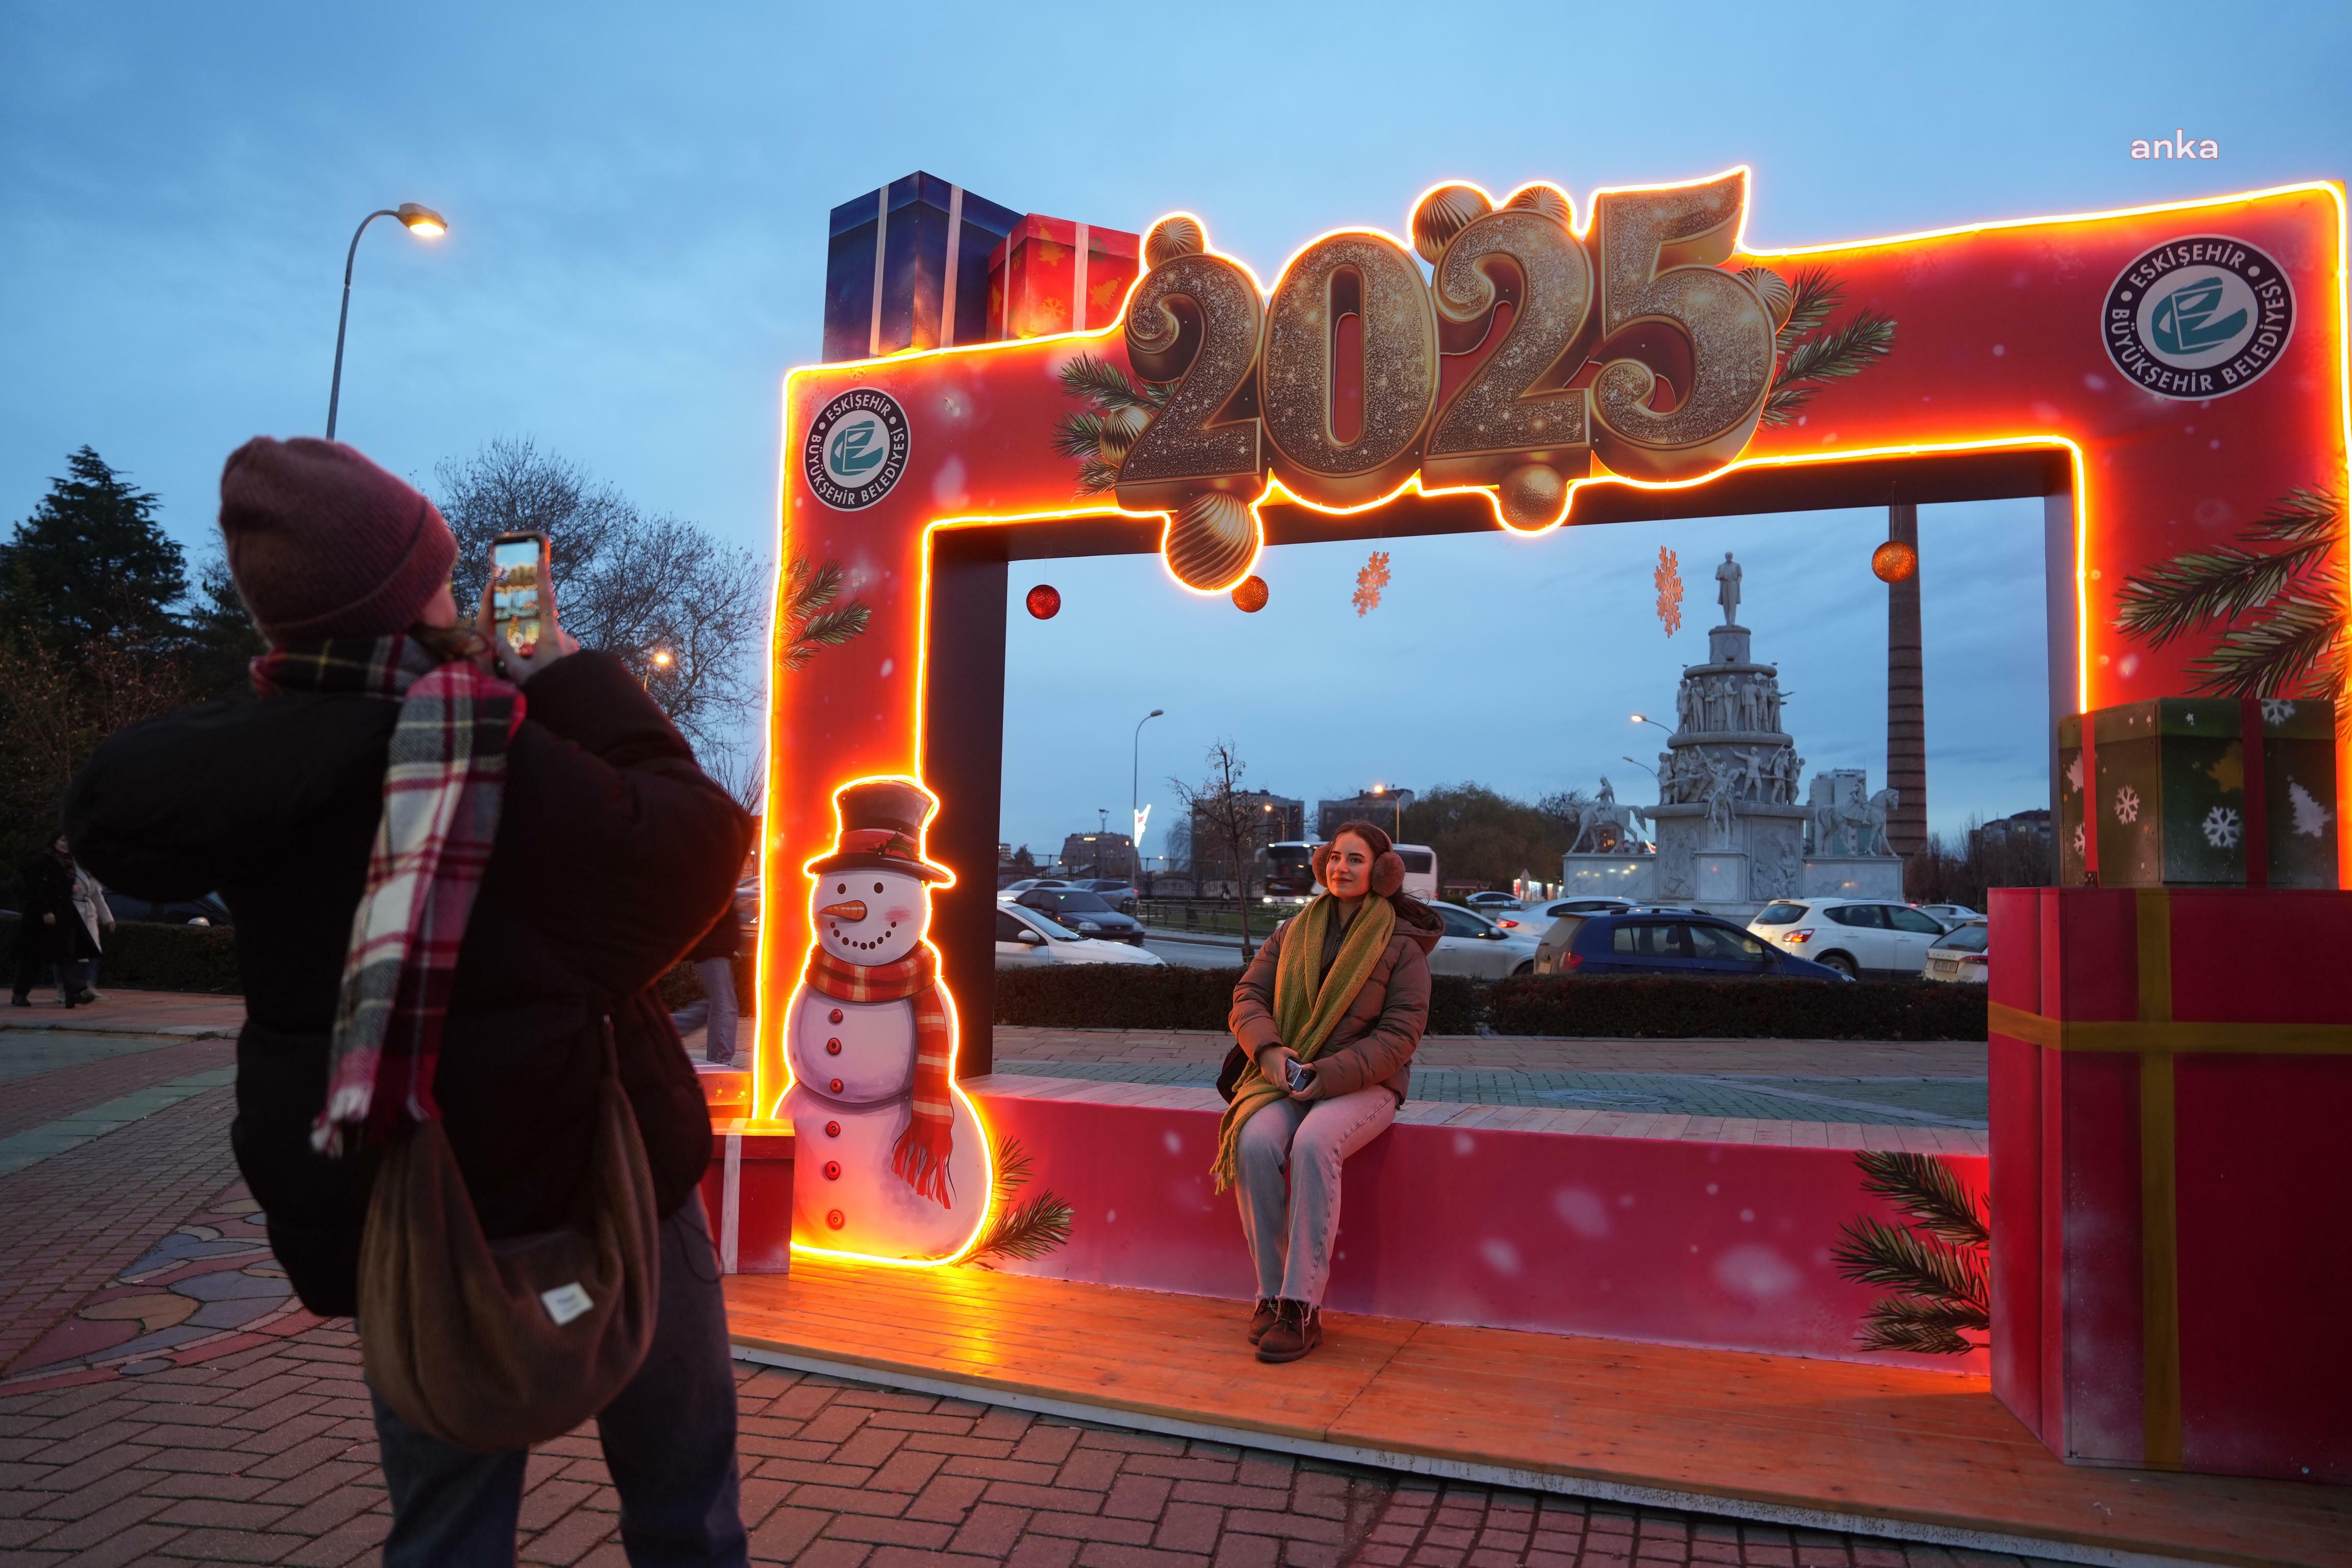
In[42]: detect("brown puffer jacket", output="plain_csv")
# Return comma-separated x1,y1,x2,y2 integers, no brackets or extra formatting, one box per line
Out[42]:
1228,899,1443,1105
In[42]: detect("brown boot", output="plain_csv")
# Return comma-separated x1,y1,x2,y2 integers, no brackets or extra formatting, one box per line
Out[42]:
1247,1298,1280,1344
1255,1299,1321,1363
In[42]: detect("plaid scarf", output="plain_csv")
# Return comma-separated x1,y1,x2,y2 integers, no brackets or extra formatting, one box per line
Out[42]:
252,638,523,1155
803,945,957,1207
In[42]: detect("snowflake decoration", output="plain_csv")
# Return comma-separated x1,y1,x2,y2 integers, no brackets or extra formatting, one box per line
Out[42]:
2064,753,2084,795
2261,698,2298,725
2202,805,2242,849
2114,785,2141,825
2071,821,2086,860
2288,779,2333,838
1352,550,1392,617
1654,546,1684,637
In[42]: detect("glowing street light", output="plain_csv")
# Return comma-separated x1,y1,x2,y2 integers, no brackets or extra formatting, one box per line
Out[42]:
325,203,448,440
651,649,673,668
1631,713,1672,733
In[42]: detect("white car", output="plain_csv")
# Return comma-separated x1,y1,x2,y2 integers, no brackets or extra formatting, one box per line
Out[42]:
994,901,1166,968
1488,896,1633,934
1747,898,1951,981
1922,918,1990,984
1915,903,1979,928
1427,901,1541,978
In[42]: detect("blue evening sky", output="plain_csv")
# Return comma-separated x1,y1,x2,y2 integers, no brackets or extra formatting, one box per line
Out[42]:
5,2,2345,861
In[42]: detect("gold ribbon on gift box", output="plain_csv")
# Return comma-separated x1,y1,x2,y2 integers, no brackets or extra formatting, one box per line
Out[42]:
1987,889,2352,1471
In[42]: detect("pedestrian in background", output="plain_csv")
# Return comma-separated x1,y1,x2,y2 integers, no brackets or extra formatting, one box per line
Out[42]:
66,437,751,1567
680,893,744,1066
10,835,82,1009
67,852,114,1002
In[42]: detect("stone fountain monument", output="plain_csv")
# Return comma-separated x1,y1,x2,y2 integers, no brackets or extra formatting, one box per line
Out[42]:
1561,553,1903,919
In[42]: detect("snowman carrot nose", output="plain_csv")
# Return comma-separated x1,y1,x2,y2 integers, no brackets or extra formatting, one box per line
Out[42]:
820,900,868,921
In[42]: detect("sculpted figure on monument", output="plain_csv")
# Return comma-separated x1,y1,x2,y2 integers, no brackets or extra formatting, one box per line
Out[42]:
1735,677,1760,732
1716,552,1742,625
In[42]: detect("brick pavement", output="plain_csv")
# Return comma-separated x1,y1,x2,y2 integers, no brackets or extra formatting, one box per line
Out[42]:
0,1039,232,1142
0,1335,2071,1567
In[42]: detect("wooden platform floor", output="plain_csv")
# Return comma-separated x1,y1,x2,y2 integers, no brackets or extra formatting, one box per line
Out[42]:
728,1261,2349,1568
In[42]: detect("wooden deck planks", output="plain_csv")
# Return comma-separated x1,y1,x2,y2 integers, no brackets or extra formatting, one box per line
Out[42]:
727,1261,2350,1568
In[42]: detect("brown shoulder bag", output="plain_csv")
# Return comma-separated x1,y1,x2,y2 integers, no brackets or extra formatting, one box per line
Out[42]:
358,1021,659,1451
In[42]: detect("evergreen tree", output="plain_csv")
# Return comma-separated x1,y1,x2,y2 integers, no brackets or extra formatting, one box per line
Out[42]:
0,447,187,657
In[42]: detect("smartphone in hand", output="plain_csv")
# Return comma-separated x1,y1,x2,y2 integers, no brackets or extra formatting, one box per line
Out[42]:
1285,1058,1316,1094
488,532,551,658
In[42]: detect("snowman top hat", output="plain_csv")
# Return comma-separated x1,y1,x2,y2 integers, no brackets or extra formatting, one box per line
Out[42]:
806,776,955,884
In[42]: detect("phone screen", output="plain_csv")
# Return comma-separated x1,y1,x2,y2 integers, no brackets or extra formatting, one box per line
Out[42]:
490,540,543,656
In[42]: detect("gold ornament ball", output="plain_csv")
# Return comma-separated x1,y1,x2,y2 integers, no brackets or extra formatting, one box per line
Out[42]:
1164,491,1257,590
1144,215,1206,270
1231,575,1269,614
1740,266,1797,331
1872,540,1919,583
1504,183,1574,228
1411,184,1492,264
1498,462,1565,529
1095,405,1148,464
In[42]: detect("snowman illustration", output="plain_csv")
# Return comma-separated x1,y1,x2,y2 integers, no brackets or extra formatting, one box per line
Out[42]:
783,777,990,1260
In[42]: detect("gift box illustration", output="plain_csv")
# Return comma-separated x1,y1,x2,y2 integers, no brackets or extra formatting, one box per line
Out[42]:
986,214,1140,340
2056,697,2336,889
823,172,1020,362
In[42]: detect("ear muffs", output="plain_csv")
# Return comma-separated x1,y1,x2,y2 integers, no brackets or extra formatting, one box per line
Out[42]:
1370,851,1405,898
1310,843,1333,886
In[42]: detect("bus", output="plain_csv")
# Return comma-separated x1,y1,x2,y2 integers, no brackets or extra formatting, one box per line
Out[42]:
1258,840,1440,903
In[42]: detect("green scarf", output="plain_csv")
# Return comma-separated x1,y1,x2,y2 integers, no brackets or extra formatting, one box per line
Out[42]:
1211,893,1397,1193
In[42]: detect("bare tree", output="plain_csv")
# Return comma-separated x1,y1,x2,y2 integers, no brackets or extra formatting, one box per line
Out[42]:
433,438,767,753
1169,741,1270,961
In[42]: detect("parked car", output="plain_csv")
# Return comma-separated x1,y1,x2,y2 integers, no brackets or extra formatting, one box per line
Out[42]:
101,888,232,927
1065,877,1140,915
994,903,1165,968
1000,877,1073,894
1746,898,1950,980
1462,892,1523,912
1489,896,1632,932
1004,886,1146,945
1534,910,1849,981
1426,901,1542,978
1916,903,1980,928
1922,918,1991,984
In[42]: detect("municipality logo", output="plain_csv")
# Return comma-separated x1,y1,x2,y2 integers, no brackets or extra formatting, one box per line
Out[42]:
804,387,911,510
2102,236,2294,400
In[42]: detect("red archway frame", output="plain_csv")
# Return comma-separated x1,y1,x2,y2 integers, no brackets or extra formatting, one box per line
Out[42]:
758,172,2350,1264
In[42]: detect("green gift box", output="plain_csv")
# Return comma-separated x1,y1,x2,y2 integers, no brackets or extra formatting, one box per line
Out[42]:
2057,697,2337,888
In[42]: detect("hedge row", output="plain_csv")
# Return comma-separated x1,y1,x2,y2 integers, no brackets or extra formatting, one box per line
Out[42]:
994,962,1985,1040
990,964,1485,1035
1,913,244,995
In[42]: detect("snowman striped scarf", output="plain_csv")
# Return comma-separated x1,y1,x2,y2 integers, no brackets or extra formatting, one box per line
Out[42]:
804,945,957,1207
251,636,523,1155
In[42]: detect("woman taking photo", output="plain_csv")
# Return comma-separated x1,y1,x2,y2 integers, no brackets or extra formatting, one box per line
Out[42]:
1215,821,1441,1363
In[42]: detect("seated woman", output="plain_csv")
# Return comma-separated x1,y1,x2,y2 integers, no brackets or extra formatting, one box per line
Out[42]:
1215,821,1441,1363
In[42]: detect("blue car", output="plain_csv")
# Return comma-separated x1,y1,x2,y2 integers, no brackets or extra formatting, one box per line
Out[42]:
1532,909,1850,981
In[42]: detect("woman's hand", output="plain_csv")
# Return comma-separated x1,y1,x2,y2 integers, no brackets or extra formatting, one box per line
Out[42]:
1256,1043,1297,1092
476,582,579,684
1285,1063,1322,1103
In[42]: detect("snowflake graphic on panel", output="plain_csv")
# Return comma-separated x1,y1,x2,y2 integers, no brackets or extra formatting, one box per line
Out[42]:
2065,753,2084,795
2202,805,2242,848
2071,821,2086,860
2261,699,2298,725
2114,785,2141,825
1352,551,1392,617
1654,547,1684,637
2288,779,2334,838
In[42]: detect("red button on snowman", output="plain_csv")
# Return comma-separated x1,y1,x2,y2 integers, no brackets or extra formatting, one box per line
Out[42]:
784,778,989,1260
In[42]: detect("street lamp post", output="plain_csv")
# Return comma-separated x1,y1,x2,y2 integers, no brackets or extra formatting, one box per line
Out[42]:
1630,712,1672,735
326,203,447,440
1369,783,1401,838
1131,708,1163,886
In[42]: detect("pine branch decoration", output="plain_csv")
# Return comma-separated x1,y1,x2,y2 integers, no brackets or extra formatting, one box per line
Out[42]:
1762,311,1898,426
2111,483,2347,707
1054,354,1172,497
969,1136,1075,1265
1776,265,1844,348
779,554,871,672
1832,1150,1989,1356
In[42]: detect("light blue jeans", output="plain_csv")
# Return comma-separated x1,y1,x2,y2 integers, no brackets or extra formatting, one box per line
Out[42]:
696,959,738,1065
1233,1085,1396,1305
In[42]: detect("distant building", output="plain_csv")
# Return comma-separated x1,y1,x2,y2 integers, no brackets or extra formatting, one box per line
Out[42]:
1058,832,1136,880
1972,810,2052,855
1317,789,1411,840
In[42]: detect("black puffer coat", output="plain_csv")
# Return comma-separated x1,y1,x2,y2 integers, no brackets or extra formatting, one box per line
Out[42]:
64,650,747,1316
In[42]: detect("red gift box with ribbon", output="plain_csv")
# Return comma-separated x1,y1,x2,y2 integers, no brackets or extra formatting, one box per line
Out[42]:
986,215,1140,341
1988,885,2352,1481
699,1118,795,1275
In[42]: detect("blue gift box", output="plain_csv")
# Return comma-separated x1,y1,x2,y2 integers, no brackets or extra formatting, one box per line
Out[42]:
824,173,1020,362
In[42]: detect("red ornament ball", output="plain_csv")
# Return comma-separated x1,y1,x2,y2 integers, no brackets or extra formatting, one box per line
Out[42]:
1231,575,1269,613
1025,583,1062,619
1871,540,1918,584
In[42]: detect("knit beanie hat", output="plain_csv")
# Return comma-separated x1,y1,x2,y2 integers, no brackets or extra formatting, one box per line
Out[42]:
218,436,457,643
